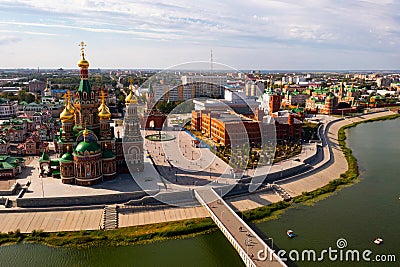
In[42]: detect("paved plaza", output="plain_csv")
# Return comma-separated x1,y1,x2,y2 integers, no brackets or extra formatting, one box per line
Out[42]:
144,130,233,186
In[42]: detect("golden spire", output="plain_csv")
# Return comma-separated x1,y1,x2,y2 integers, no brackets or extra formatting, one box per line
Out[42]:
82,122,89,141
60,92,74,122
44,78,50,92
98,90,111,120
79,41,86,57
125,77,138,104
78,41,89,68
66,91,75,114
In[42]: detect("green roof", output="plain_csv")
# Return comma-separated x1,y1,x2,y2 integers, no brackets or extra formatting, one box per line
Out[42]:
0,98,9,104
50,159,60,166
60,152,74,162
39,151,50,162
77,79,92,100
292,107,304,113
102,150,115,159
7,157,24,165
75,140,100,153
0,162,14,169
0,155,24,169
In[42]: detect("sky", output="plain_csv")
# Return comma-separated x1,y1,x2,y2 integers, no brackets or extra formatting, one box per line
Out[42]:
0,0,400,70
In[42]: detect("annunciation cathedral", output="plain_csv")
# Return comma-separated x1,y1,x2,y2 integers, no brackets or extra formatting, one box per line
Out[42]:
56,42,143,185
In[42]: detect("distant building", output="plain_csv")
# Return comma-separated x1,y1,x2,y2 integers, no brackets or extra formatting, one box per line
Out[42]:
28,79,46,94
284,92,309,106
0,98,17,118
245,81,264,97
0,138,10,155
269,94,282,114
0,156,25,178
321,93,338,115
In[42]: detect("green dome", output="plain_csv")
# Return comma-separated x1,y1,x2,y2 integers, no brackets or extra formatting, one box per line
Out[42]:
60,152,74,162
39,151,50,162
102,150,115,159
75,141,100,154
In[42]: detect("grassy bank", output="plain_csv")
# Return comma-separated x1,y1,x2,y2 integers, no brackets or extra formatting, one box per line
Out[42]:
1,113,399,248
0,218,217,248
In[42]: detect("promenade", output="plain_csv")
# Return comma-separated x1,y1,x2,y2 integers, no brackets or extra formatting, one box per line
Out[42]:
145,129,232,186
0,111,396,233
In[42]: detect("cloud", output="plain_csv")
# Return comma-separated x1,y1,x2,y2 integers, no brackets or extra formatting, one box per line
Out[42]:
0,35,22,46
2,0,399,50
0,0,400,68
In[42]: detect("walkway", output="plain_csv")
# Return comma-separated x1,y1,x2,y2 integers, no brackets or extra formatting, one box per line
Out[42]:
0,208,103,233
195,188,287,267
278,111,395,196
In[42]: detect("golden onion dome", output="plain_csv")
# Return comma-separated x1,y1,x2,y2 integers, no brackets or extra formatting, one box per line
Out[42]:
98,103,111,120
66,100,75,114
98,90,111,120
78,58,89,68
60,106,74,122
125,90,138,104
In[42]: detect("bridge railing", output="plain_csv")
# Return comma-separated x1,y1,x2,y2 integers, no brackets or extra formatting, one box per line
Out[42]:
194,189,256,267
210,188,287,266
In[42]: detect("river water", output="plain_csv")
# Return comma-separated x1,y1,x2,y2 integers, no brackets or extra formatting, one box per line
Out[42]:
1,119,399,267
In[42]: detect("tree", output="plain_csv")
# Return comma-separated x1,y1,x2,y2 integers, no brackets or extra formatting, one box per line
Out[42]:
25,93,36,103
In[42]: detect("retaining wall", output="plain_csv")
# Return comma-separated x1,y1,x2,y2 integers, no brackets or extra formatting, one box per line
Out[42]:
16,190,156,208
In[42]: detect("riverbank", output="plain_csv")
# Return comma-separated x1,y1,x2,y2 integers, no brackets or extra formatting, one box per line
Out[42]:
1,112,399,248
0,218,218,248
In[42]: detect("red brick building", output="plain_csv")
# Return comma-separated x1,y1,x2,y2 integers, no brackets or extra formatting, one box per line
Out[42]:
269,94,282,114
141,110,167,130
191,108,302,146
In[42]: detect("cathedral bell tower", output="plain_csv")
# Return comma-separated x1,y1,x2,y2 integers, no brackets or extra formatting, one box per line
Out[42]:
73,41,99,130
98,90,112,144
123,78,144,172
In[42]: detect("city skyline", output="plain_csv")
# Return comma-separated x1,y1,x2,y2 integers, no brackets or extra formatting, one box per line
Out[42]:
1,0,400,70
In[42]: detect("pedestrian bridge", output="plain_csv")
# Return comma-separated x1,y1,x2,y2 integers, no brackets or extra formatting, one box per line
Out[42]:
194,188,287,267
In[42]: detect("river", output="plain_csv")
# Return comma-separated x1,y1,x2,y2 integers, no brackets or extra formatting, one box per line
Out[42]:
1,119,399,267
